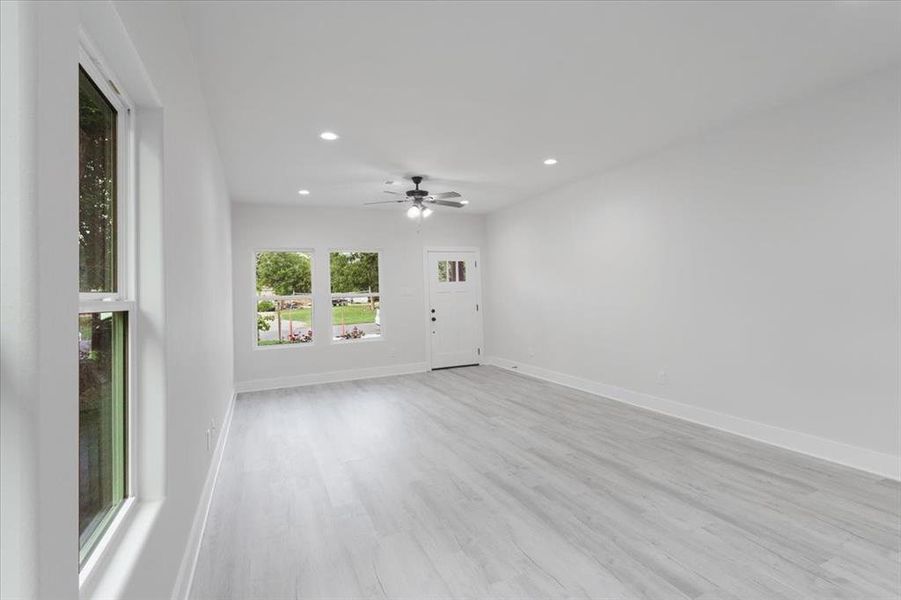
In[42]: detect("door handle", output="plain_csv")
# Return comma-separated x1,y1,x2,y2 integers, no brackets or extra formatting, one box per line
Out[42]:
431,317,437,322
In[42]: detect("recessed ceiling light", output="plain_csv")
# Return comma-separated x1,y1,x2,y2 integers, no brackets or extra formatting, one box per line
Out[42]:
460,200,469,205
320,131,339,141
298,189,310,195
543,158,558,165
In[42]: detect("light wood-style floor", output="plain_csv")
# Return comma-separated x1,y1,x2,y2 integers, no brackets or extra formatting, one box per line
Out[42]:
191,366,901,599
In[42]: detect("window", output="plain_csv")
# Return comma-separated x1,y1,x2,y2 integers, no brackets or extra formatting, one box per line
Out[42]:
78,63,132,566
78,312,127,553
438,260,467,283
330,251,380,340
80,68,117,294
256,251,314,346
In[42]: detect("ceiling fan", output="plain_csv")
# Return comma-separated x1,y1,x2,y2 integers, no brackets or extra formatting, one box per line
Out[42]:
365,175,466,219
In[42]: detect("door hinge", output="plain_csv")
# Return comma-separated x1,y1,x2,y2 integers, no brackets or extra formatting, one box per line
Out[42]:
476,303,479,311
477,348,481,356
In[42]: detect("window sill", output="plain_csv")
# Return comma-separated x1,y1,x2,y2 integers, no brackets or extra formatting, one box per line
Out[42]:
330,335,384,345
79,497,135,587
78,498,163,599
253,341,316,351
78,497,163,600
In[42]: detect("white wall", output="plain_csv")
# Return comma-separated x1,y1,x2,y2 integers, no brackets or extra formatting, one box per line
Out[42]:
232,204,485,389
485,69,901,476
0,2,234,598
1,3,63,597
110,2,235,598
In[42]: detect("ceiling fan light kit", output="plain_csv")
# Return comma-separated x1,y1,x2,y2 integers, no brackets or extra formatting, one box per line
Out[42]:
365,175,466,219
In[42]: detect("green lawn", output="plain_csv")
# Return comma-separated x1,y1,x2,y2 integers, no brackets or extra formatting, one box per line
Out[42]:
278,304,377,325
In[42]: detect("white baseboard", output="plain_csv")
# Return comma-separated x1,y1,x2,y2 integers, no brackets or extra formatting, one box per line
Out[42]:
234,361,429,394
170,392,237,600
484,356,900,481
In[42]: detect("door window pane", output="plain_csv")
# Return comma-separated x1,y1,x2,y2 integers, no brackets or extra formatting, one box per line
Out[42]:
78,311,127,559
438,260,468,283
79,67,118,294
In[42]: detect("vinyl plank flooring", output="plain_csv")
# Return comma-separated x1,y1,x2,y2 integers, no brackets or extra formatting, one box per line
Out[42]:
190,366,901,600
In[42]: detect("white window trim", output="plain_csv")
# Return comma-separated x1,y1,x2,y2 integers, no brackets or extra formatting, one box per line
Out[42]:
328,249,383,343
252,249,315,351
77,36,139,580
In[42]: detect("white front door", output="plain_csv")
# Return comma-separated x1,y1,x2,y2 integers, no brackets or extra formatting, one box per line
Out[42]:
427,251,481,369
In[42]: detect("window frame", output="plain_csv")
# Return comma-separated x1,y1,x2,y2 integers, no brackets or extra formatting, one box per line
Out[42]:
328,249,384,344
77,42,138,571
252,248,316,351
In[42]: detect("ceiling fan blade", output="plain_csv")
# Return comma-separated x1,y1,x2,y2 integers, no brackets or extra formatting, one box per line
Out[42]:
426,199,465,208
429,191,461,200
383,190,403,196
364,199,406,205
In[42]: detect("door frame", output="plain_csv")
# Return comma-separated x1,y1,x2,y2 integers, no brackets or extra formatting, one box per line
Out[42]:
422,246,484,371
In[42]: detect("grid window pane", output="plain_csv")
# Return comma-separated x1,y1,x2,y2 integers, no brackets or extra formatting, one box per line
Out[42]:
457,260,466,282
257,296,313,345
332,296,380,339
78,311,127,558
331,252,380,340
256,251,313,345
438,261,448,282
79,67,118,294
256,251,312,295
330,251,379,294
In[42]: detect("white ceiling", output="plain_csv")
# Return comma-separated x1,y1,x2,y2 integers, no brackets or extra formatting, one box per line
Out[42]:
181,1,900,213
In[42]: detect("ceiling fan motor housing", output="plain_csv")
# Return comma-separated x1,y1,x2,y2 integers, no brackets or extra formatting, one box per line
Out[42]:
407,176,428,198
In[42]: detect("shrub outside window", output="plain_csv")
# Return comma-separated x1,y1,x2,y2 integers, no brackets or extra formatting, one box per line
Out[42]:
330,251,380,341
